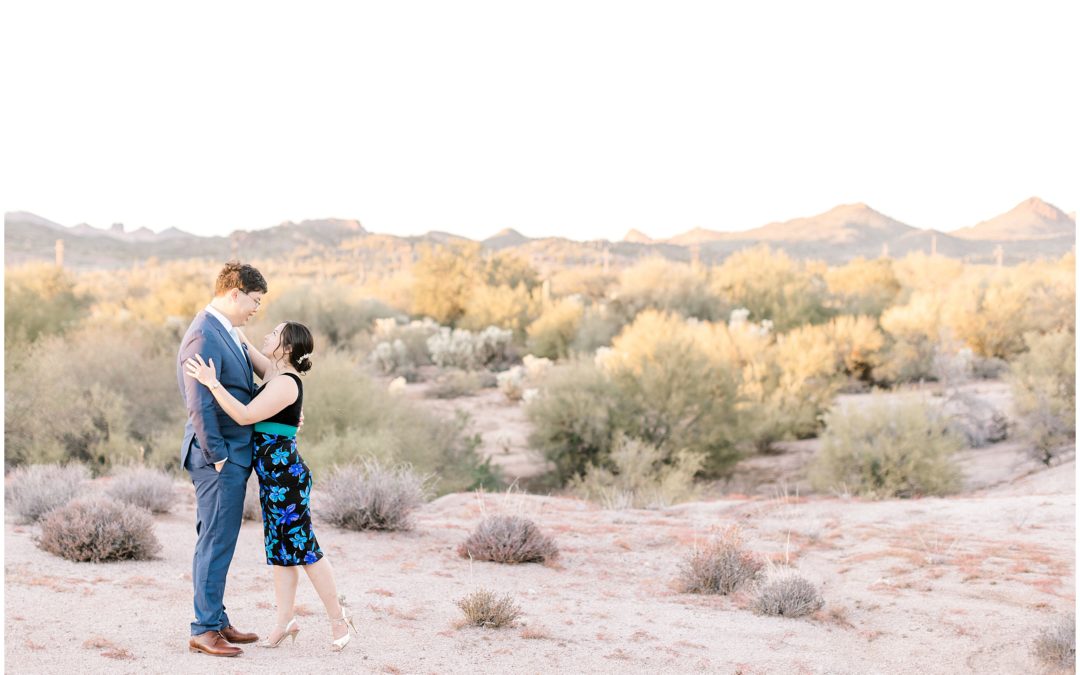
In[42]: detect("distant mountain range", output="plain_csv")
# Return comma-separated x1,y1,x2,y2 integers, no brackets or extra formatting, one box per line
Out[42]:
4,197,1074,270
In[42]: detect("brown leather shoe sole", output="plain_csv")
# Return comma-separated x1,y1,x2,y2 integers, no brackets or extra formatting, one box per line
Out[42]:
188,642,242,657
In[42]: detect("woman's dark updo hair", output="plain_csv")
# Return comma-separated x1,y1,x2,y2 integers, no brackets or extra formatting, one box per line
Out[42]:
278,321,314,374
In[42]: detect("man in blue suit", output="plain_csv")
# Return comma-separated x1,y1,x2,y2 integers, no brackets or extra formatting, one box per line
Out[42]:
177,261,267,657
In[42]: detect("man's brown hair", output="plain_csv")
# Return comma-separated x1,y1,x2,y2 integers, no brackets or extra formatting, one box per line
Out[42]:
214,261,268,296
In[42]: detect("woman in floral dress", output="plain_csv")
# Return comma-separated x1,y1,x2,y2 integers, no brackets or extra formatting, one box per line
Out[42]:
185,321,357,652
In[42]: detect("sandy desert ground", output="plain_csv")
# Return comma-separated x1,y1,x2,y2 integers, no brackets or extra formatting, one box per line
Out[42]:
4,380,1076,674
4,462,1074,673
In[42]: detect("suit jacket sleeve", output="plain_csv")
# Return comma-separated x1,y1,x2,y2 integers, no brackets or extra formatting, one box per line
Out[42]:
180,328,228,464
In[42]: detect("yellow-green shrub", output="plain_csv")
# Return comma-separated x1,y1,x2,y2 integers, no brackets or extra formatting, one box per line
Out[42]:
825,257,901,317
569,435,704,509
4,264,92,345
809,396,964,498
526,298,585,359
1010,330,1076,464
611,257,723,322
298,350,498,493
711,245,832,332
5,322,183,472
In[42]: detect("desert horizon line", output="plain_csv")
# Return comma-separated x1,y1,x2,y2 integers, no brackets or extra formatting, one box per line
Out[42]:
6,195,1075,245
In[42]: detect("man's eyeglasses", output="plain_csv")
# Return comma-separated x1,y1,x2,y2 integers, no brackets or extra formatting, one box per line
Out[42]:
240,290,262,308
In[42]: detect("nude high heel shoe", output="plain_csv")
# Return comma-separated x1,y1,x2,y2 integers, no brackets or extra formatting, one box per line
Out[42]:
330,611,358,652
258,618,300,648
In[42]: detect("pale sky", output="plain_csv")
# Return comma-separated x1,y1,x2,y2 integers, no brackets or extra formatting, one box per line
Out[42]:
3,1,1076,242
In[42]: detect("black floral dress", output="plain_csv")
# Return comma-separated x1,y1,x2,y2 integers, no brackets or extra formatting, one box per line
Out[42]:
251,373,323,567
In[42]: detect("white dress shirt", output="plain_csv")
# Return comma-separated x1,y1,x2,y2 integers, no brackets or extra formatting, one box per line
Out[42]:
205,305,243,353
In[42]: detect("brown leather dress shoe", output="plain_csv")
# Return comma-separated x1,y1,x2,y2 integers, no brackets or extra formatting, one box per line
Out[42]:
220,625,259,644
189,630,243,657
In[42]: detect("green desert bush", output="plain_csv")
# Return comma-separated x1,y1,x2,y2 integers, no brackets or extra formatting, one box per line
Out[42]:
877,291,944,383
600,311,742,473
711,245,832,332
752,569,824,618
298,350,500,494
459,283,541,339
455,589,523,628
526,298,585,359
824,315,886,382
458,515,558,564
318,459,432,531
569,306,623,354
677,527,764,595
611,257,723,323
4,322,183,471
411,243,485,325
106,466,176,514
4,263,92,346
1031,613,1075,672
1010,330,1076,465
809,396,964,498
569,435,705,509
263,281,398,348
99,262,213,327
525,359,623,485
5,463,90,524
411,244,539,327
824,257,901,317
549,267,615,301
36,496,162,563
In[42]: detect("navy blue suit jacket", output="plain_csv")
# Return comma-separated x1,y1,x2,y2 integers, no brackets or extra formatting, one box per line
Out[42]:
177,311,256,469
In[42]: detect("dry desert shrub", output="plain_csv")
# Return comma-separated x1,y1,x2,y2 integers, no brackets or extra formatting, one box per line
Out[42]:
299,350,498,494
36,496,161,562
809,395,963,498
1010,330,1076,465
752,569,824,618
678,527,764,595
426,369,486,399
5,463,89,524
610,257,724,323
1031,613,1075,671
570,435,704,509
455,589,522,628
319,459,432,531
106,466,175,514
458,515,558,564
710,245,831,332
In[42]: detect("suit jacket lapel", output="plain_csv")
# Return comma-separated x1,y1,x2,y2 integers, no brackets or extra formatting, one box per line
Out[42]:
204,312,249,377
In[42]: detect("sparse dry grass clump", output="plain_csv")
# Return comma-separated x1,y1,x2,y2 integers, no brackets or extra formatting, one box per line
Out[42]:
678,527,764,595
753,569,824,618
106,466,175,514
455,589,522,628
36,496,161,562
1031,613,1075,672
319,459,431,531
5,463,89,523
458,515,558,564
